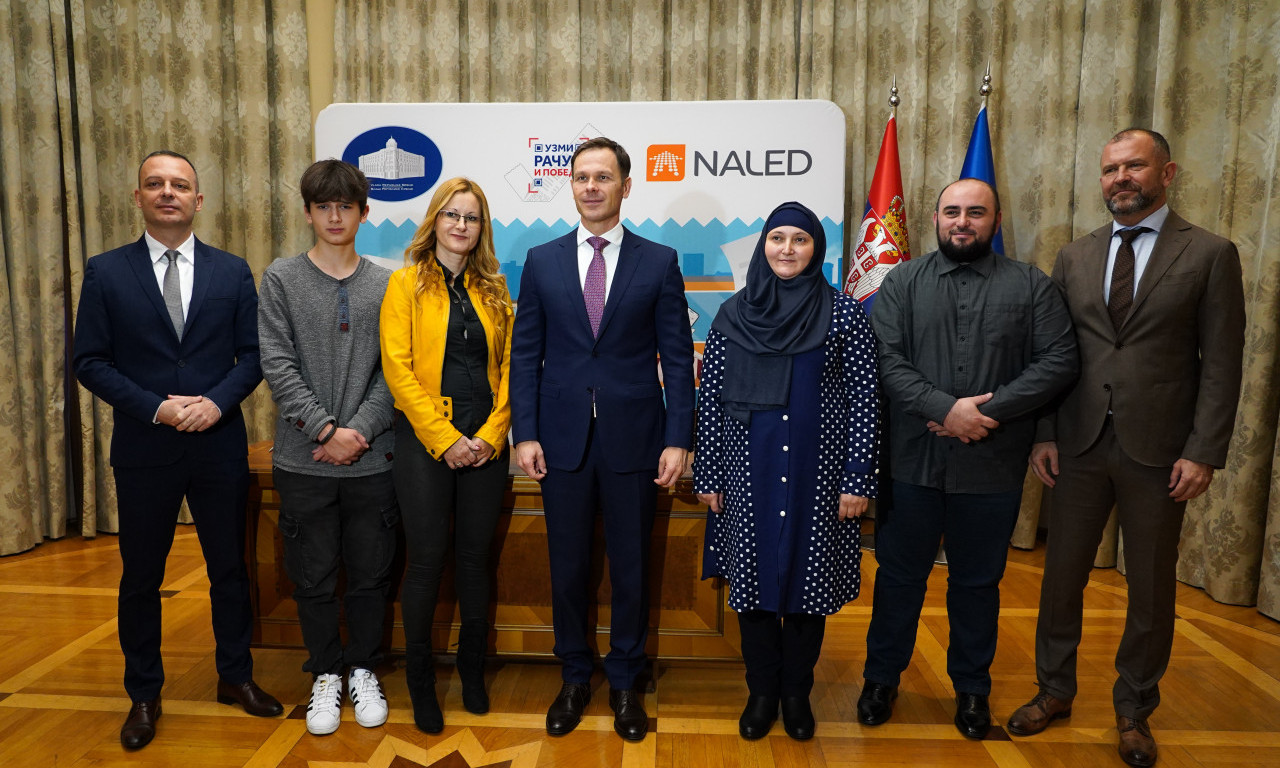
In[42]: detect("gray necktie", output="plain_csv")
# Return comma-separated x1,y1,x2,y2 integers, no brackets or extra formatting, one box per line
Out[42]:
163,249,184,340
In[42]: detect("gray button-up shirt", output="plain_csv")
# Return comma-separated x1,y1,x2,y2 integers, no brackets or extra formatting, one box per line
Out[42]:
871,250,1078,493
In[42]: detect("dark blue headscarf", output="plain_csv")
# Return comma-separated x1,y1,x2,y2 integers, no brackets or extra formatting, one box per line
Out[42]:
710,201,834,423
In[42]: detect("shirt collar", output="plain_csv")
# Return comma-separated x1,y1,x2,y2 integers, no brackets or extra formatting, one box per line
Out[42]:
936,248,996,276
144,231,196,265
435,256,466,283
1111,204,1169,236
577,221,625,248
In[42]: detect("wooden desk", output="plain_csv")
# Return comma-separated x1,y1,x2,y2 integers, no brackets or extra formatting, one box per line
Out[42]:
246,441,741,661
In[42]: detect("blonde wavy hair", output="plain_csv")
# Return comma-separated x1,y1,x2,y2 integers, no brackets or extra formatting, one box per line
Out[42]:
404,177,511,319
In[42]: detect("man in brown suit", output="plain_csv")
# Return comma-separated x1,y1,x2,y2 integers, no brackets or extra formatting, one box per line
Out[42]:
1007,129,1246,768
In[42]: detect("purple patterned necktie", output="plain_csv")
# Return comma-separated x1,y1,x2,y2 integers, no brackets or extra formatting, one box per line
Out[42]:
584,235,608,337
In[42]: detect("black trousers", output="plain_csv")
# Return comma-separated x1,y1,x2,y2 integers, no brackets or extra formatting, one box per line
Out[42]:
863,481,1021,695
114,454,253,702
393,418,508,646
273,468,398,675
737,610,827,698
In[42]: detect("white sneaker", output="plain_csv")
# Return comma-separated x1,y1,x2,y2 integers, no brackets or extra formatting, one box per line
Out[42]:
306,673,343,735
348,668,388,728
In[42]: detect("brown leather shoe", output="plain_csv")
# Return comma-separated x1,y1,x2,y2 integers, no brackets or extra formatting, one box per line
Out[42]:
216,679,284,717
1117,715,1157,767
1006,690,1073,736
121,698,160,749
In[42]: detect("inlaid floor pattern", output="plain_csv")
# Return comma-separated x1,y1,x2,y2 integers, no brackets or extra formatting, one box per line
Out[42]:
2,532,1278,767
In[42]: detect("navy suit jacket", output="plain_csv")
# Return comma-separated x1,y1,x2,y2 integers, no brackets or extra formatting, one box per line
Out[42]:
510,227,695,473
73,235,263,468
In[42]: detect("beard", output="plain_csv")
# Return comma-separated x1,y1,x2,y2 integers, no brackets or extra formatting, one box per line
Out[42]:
937,227,994,263
1105,182,1159,216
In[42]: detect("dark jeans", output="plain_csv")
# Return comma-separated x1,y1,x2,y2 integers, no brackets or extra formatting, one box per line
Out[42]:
393,417,508,646
863,481,1021,695
274,467,399,675
114,455,254,701
738,610,827,698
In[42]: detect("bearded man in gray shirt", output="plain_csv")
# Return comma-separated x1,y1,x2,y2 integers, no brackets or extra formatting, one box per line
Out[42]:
258,160,396,736
857,178,1078,740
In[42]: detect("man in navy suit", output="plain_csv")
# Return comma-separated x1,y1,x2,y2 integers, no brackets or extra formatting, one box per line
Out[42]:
510,137,695,741
73,151,283,750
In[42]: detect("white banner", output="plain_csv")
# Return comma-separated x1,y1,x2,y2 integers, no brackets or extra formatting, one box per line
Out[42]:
316,100,846,347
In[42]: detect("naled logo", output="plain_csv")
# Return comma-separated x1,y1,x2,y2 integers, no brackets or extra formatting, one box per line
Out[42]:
647,144,686,181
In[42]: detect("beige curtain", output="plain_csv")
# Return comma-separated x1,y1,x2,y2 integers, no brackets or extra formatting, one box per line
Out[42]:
329,0,1280,618
0,0,312,550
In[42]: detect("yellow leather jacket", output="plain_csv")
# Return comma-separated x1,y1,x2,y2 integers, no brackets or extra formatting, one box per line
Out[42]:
380,264,513,460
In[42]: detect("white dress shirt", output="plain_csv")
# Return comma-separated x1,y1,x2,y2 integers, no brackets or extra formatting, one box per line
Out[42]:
1103,204,1170,301
144,230,196,318
575,221,625,304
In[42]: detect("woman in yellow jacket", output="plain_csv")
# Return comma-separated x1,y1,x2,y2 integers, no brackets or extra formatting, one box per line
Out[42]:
380,177,512,734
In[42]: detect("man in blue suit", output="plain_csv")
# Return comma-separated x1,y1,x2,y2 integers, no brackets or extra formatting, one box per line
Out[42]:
73,151,283,750
511,137,695,742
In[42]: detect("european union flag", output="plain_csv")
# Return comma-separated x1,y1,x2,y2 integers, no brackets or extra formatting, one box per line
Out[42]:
959,104,1005,255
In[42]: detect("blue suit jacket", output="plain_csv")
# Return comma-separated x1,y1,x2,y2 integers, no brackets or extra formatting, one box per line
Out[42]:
510,227,695,472
73,235,262,468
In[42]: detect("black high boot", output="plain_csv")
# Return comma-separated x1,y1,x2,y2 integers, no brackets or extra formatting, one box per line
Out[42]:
406,642,443,733
456,622,490,714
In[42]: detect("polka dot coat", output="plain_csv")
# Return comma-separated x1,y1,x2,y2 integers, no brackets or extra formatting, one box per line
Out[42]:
695,292,879,615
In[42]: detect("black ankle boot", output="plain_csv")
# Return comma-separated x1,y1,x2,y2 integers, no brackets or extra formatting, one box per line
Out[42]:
457,622,490,714
406,642,443,733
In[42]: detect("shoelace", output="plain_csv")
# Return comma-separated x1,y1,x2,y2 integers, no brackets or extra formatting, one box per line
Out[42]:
1028,691,1055,714
1118,716,1151,736
349,671,384,704
309,676,342,710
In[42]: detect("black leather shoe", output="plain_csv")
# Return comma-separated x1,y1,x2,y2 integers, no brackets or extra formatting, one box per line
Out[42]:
856,681,898,726
546,682,591,735
609,687,649,741
121,698,160,749
781,696,815,740
216,679,284,717
738,694,778,740
954,692,991,740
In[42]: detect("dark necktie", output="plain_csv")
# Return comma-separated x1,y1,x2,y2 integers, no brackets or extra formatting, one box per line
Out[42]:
1108,227,1151,331
584,236,608,337
163,249,184,340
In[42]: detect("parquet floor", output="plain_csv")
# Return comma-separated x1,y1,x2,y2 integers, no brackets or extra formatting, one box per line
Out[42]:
1,531,1278,767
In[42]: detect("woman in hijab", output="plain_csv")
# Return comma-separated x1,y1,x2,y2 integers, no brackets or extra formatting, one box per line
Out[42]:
694,201,878,741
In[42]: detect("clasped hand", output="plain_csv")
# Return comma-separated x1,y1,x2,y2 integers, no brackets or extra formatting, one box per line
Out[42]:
443,436,495,469
157,394,220,432
928,392,999,443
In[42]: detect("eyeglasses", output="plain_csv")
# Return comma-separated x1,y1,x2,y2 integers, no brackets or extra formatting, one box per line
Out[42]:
439,210,481,226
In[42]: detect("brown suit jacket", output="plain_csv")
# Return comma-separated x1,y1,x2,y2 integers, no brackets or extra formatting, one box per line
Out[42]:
1037,210,1245,468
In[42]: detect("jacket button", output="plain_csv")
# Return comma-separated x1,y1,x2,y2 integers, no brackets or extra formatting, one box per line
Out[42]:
1103,384,1112,391
1115,342,1124,349
177,360,186,368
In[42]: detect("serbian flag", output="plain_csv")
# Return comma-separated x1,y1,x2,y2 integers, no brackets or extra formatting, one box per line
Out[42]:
958,104,1005,254
844,114,910,312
